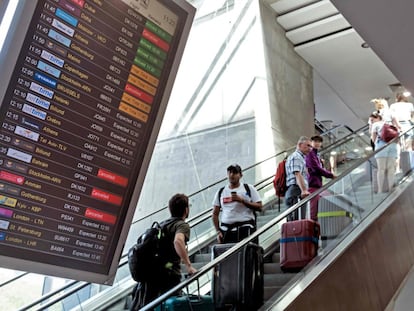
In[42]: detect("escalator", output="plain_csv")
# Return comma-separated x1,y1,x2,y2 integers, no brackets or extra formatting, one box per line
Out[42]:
98,124,373,310
138,129,414,311
272,175,414,310
0,124,373,310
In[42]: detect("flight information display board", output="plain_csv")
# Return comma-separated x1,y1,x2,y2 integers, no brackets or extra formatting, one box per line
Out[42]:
0,0,195,284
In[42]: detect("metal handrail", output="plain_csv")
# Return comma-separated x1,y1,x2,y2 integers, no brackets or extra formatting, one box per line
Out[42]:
130,124,366,226
10,124,366,310
0,272,28,289
167,126,371,232
18,281,89,311
141,172,344,310
141,124,406,311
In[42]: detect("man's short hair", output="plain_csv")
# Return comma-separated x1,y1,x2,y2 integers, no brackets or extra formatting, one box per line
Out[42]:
169,193,189,217
297,136,310,145
227,164,242,174
311,135,323,142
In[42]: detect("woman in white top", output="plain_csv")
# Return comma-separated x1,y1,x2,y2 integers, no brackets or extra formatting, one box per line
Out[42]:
389,93,414,150
371,111,399,193
369,99,394,150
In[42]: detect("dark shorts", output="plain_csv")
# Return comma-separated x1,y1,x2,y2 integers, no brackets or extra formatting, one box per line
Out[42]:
285,184,306,221
220,220,256,243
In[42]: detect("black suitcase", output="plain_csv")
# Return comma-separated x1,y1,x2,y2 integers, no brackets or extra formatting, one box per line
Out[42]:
211,243,264,311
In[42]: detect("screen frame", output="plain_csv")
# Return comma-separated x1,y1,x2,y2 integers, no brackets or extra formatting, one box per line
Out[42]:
0,0,196,285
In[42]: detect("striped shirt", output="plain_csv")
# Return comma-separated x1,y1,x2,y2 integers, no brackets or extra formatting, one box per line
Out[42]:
285,149,308,188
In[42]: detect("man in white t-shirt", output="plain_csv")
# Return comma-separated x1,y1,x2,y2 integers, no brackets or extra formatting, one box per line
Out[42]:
212,164,262,243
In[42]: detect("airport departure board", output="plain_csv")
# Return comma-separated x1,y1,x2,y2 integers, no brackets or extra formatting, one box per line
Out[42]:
0,0,195,284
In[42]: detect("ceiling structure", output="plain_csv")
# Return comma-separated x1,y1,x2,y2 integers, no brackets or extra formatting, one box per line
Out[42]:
264,0,408,130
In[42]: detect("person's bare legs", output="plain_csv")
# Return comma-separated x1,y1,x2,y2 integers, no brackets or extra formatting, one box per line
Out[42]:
377,158,387,193
385,157,396,190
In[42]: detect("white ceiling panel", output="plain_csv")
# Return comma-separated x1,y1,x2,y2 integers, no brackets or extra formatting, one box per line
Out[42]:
276,0,338,31
331,0,414,95
296,29,398,125
286,14,350,45
265,0,406,130
270,0,319,15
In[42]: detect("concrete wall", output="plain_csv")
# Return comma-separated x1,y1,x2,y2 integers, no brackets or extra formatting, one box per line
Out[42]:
131,0,315,227
259,0,314,152
136,119,257,218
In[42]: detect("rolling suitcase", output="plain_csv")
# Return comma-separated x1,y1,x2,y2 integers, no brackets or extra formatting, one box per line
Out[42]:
155,278,214,311
156,294,214,311
280,219,320,271
212,243,264,310
318,196,353,240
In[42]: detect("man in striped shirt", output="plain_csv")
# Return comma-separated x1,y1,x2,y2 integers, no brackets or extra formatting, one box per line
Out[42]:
285,136,312,221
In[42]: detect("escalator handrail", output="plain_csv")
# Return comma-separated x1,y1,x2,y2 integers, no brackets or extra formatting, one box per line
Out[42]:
188,174,277,229
133,124,367,226
0,272,28,289
17,280,87,311
133,149,290,223
77,123,385,309
180,125,371,231
10,124,364,310
14,176,277,311
141,182,334,310
319,124,369,154
140,124,396,311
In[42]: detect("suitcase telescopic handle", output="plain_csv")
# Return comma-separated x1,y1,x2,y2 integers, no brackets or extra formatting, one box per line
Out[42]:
183,274,202,298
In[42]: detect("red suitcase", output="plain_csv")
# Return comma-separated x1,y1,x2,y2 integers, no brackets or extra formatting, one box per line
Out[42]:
280,219,320,271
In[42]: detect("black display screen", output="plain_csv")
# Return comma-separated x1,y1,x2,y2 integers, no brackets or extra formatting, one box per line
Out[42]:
0,0,194,284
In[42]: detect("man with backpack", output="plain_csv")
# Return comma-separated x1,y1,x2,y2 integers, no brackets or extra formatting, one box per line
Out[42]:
212,164,263,243
130,193,197,310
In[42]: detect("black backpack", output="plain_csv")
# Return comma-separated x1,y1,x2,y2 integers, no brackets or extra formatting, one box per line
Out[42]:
128,219,177,282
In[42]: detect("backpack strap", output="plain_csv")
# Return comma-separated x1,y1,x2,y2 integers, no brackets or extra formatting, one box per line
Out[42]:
158,217,183,245
243,183,251,197
158,217,184,271
243,183,257,224
160,217,183,231
218,186,225,208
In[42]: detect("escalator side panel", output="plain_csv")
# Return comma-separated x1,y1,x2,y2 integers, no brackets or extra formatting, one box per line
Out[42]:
284,180,414,311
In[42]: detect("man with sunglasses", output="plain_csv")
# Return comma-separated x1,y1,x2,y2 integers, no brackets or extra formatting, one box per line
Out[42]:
285,136,312,221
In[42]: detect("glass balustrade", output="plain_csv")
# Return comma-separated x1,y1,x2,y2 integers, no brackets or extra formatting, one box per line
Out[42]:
0,125,376,310
141,128,413,311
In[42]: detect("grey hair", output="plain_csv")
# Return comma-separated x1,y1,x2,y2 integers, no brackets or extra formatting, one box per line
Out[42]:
297,136,310,145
